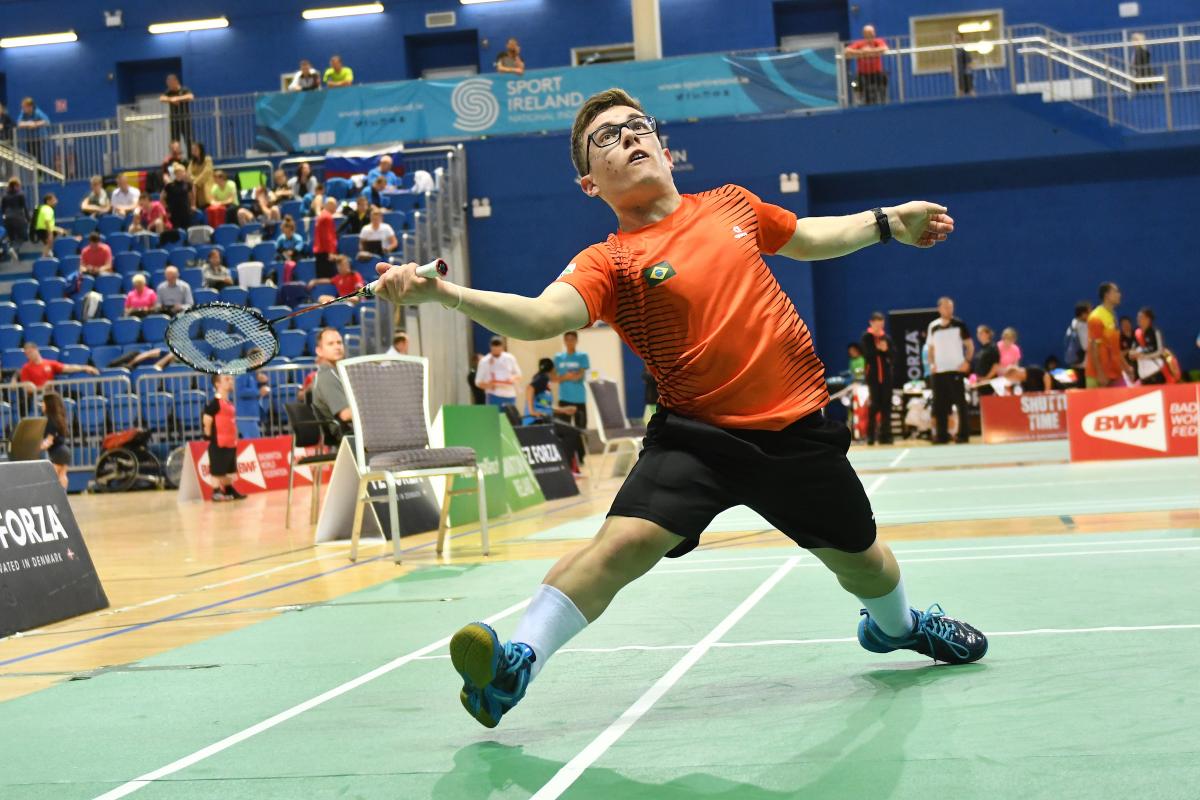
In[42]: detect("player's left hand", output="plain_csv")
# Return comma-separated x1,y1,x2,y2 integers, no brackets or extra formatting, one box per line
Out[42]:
890,202,954,248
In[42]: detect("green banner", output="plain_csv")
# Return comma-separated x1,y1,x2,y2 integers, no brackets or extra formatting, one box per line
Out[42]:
442,406,507,526
498,415,545,513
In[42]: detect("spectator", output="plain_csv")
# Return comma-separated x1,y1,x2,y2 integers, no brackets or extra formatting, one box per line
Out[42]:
467,354,487,405
202,248,235,289
860,312,894,445
32,193,63,256
330,254,365,300
357,207,397,259
207,169,239,228
927,296,973,444
954,32,974,96
160,75,194,148
1064,301,1090,374
554,330,590,430
1003,364,1058,394
1130,32,1153,89
80,175,111,217
274,215,305,261
973,324,1000,395
312,197,338,284
130,192,169,235
361,174,389,209
110,173,141,216
270,169,294,202
324,55,354,88
847,342,865,380
366,155,402,190
161,140,186,186
1118,315,1137,364
846,25,889,105
288,162,318,198
202,374,246,501
2,177,30,245
124,273,157,317
289,59,322,92
1131,306,1167,384
495,38,526,75
305,182,326,217
1044,355,1060,372
155,265,194,316
188,141,214,208
390,332,409,355
16,97,50,164
310,327,353,440
997,327,1021,369
79,231,113,275
240,186,281,227
1087,282,1127,388
0,102,15,148
475,335,522,407
12,341,97,396
162,163,195,238
339,194,371,235
40,391,71,489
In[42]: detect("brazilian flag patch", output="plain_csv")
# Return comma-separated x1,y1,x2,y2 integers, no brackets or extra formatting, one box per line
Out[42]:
642,261,677,288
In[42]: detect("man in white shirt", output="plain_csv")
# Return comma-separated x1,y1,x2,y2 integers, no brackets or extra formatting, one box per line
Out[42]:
289,59,322,92
390,332,409,355
358,208,398,260
475,336,522,407
926,296,973,444
110,174,141,216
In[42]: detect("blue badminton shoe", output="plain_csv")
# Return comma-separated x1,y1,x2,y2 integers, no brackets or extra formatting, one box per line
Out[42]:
450,621,534,728
858,604,988,664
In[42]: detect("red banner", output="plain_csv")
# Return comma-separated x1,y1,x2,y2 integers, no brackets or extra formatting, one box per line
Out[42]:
1067,385,1200,462
980,392,1070,443
184,436,318,500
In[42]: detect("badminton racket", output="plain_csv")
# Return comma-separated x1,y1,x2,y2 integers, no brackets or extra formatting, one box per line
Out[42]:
164,258,448,375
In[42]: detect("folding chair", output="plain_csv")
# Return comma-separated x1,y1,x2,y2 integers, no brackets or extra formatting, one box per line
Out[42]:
284,402,338,529
585,379,646,479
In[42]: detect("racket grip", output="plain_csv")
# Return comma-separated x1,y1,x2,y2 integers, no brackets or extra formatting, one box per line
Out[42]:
362,259,449,297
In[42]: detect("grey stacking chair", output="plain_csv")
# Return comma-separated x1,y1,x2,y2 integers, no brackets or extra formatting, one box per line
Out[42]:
585,379,646,479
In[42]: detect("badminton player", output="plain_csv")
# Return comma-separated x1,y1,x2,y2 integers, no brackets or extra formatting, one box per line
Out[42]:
373,88,987,729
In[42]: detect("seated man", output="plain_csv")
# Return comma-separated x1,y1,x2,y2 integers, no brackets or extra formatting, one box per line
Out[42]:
366,155,403,191
155,265,194,316
80,175,111,217
129,192,169,235
79,231,113,275
361,175,390,210
308,327,353,442
110,173,141,217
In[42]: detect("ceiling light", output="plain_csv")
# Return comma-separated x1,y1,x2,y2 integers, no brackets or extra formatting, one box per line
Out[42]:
302,3,384,19
0,31,78,48
964,42,995,54
148,17,229,34
957,21,993,34
460,0,511,5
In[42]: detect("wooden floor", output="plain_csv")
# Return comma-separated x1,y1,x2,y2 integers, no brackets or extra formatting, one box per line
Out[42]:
2,442,1197,705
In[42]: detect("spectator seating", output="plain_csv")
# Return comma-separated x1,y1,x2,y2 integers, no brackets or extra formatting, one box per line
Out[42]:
106,232,134,253
181,268,204,290
111,317,141,345
91,345,122,367
249,286,276,312
38,277,67,300
45,298,74,324
0,325,20,349
325,178,352,199
168,247,198,268
251,242,277,264
337,235,359,257
111,393,138,429
96,215,125,236
33,258,59,281
1,349,23,369
187,225,213,245
53,238,80,258
291,305,324,331
237,262,264,288
193,288,219,305
293,259,316,283
141,315,170,342
383,211,406,231
101,295,126,322
176,390,208,428
95,274,122,296
24,322,52,346
311,284,337,302
63,344,90,364
141,249,169,271
279,200,303,219
267,306,293,327
52,320,83,347
61,255,81,276
141,391,173,432
219,286,249,306
17,300,45,324
71,217,98,237
213,224,240,248
78,397,108,436
39,345,60,360
82,319,112,346
226,243,251,268
115,251,142,275
240,223,263,241
278,330,305,358
0,302,15,325
11,281,38,303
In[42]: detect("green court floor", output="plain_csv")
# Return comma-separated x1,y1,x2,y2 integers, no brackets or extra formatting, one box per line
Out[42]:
3,529,1199,799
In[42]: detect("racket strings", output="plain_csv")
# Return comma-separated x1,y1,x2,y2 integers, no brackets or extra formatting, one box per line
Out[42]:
166,303,278,375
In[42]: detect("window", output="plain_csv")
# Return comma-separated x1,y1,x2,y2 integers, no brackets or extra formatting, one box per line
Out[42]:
571,43,635,67
909,9,1005,74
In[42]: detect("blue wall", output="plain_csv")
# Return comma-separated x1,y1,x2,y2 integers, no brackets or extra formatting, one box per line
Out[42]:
464,95,1200,415
853,0,1196,37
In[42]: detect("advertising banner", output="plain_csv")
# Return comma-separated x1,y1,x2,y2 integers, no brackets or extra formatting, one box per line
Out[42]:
178,435,315,502
442,406,508,526
888,307,939,384
981,392,1071,443
514,425,580,500
0,461,108,636
256,49,839,152
499,415,546,514
1067,384,1199,461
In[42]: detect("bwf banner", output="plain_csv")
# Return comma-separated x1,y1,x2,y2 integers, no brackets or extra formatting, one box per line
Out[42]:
256,50,838,152
981,392,1071,443
178,436,313,501
1067,385,1199,462
0,461,108,636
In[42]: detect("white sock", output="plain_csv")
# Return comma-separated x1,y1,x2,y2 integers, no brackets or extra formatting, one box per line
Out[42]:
858,578,915,638
511,584,589,680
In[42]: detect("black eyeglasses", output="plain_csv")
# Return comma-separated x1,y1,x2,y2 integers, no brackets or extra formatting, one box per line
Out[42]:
584,115,658,173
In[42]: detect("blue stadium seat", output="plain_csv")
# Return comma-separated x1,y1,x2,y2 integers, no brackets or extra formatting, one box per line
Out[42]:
213,224,240,248
111,317,141,345
33,258,60,281
167,247,199,268
60,255,81,276
175,390,208,429
149,269,166,288
11,280,38,303
277,330,306,358
0,325,21,350
105,232,134,253
96,214,125,236
78,397,109,436
82,318,112,346
90,344,122,368
23,322,53,346
266,305,292,328
311,284,337,302
249,285,276,312
252,242,278,264
193,288,219,306
181,268,204,290
140,314,170,343
326,178,352,200
219,286,249,306
95,274,123,296
16,300,46,325
239,222,263,241
52,320,82,347
45,298,75,324
114,251,142,275
110,393,138,429
1,349,24,370
52,237,80,258
279,200,303,219
225,243,251,268
38,345,60,361
38,277,68,301
291,306,323,331
131,231,157,252
63,344,91,365
0,302,16,325
140,249,169,272
140,391,174,432
71,216,98,237
337,235,359,257
60,396,76,428
293,259,316,283
383,211,405,231
321,303,353,329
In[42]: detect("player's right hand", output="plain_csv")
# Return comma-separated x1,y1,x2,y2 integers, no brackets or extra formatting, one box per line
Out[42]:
373,261,437,306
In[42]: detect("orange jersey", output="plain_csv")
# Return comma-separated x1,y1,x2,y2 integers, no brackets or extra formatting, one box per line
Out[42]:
557,184,827,430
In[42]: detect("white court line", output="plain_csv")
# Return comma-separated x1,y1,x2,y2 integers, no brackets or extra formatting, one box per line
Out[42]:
878,496,1197,520
91,598,533,800
528,557,801,800
875,475,1196,495
887,449,910,468
864,474,888,495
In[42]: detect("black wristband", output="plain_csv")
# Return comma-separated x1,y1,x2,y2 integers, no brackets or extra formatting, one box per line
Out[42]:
871,207,892,244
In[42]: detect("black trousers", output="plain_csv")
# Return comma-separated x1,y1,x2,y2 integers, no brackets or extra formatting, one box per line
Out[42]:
931,371,970,443
860,72,888,105
567,400,587,432
866,381,892,442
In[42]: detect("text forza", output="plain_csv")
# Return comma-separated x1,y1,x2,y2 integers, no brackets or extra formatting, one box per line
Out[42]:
0,504,71,549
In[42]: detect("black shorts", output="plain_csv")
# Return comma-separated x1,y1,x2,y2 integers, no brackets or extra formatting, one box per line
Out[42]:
47,445,71,467
609,409,877,557
208,443,237,477
315,252,336,279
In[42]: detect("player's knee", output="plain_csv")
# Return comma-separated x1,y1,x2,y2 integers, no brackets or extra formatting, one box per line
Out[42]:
590,526,669,574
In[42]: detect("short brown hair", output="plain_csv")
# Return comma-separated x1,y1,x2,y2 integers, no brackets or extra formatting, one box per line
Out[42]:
570,88,644,176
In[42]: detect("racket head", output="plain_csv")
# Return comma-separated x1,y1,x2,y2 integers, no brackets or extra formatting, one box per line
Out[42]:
165,302,279,375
